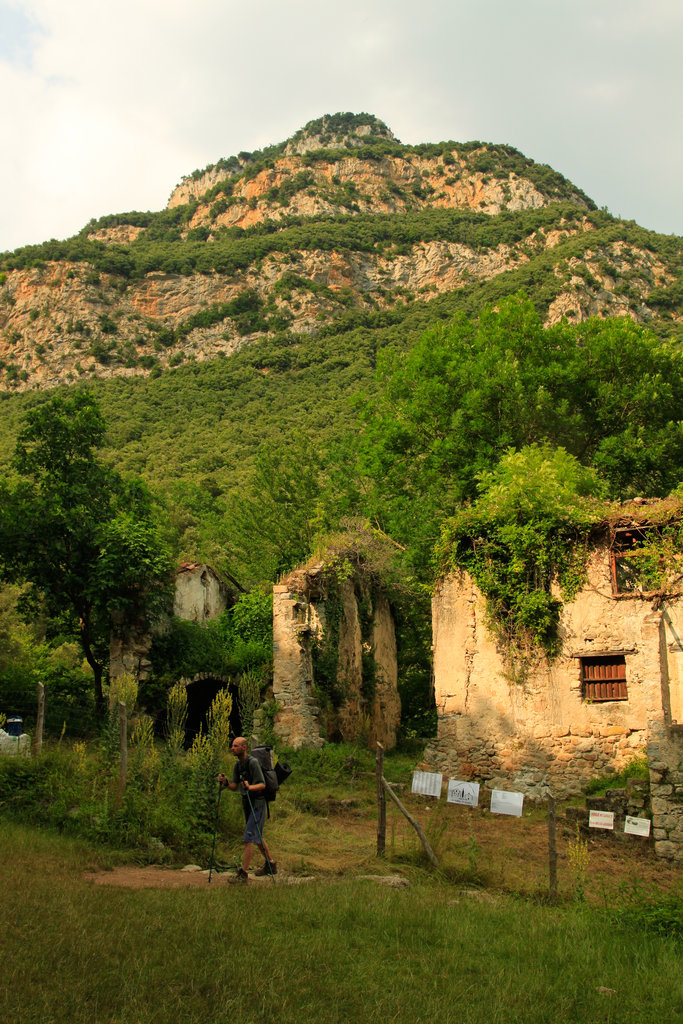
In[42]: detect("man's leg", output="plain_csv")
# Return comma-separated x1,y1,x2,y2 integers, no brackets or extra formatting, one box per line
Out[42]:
241,803,267,872
257,839,272,861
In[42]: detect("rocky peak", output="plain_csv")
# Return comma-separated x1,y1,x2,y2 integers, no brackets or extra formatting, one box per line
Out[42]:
1,114,680,395
283,112,397,155
168,113,398,208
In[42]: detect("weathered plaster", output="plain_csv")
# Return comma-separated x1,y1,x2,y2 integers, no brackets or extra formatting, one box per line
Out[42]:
173,563,229,623
271,562,401,750
426,541,683,859
110,562,230,680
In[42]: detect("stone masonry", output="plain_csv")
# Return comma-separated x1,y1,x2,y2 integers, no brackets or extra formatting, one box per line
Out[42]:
426,525,683,860
272,560,401,750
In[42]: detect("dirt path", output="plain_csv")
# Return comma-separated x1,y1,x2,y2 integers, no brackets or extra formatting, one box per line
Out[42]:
83,802,680,896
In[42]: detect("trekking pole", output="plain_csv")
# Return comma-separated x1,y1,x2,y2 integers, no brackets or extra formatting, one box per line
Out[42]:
245,787,275,882
208,781,223,884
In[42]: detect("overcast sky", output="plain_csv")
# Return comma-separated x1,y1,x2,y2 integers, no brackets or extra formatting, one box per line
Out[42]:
1,0,681,253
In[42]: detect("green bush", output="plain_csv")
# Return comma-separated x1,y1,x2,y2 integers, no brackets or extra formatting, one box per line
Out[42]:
609,883,683,938
585,755,649,794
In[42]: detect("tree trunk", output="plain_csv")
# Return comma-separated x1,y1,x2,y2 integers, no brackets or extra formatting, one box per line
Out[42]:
79,615,106,722
32,681,45,756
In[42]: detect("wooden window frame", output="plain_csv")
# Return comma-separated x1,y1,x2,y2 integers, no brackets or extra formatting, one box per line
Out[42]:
580,654,628,702
610,526,657,595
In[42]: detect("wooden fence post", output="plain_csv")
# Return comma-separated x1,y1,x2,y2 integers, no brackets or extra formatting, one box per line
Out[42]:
32,681,45,756
548,794,558,903
118,701,128,804
376,742,386,856
382,776,440,869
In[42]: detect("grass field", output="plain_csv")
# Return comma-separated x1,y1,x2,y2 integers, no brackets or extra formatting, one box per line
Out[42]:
2,747,682,1024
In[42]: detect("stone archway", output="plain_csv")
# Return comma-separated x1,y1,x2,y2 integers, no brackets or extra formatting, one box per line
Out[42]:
183,673,242,744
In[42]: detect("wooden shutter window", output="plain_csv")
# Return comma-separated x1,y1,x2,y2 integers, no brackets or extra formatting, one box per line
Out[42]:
581,656,627,701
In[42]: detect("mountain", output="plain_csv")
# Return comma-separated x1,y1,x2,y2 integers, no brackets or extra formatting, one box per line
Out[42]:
1,112,681,395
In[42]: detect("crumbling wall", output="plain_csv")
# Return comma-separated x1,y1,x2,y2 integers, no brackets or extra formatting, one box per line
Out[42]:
369,591,401,749
426,548,670,803
271,582,325,749
109,614,154,681
173,563,229,623
647,722,683,861
272,562,401,750
110,562,230,681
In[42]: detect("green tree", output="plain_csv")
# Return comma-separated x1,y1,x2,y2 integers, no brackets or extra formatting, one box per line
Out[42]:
0,391,173,718
222,437,326,584
358,294,683,573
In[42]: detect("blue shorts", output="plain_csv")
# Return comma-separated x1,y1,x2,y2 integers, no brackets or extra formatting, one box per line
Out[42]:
243,801,266,844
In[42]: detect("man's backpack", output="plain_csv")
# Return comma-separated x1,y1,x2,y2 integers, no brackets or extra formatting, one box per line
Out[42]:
251,746,292,813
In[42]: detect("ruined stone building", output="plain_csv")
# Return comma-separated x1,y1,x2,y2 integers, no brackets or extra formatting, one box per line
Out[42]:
110,562,231,680
173,562,231,623
109,560,243,737
426,501,683,859
271,556,401,750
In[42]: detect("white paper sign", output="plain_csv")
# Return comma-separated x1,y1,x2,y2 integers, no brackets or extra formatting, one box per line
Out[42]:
490,789,524,817
624,815,651,837
589,810,614,830
411,770,443,798
447,779,480,807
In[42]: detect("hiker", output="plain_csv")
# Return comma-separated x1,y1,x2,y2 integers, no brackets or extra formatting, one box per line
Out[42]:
218,736,277,881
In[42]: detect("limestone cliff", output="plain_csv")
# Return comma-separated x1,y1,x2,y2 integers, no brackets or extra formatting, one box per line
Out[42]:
1,114,680,393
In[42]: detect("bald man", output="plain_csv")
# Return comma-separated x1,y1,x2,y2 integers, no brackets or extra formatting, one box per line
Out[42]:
218,737,277,881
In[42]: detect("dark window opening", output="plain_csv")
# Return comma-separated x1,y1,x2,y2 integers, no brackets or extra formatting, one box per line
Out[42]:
581,655,628,701
610,527,657,594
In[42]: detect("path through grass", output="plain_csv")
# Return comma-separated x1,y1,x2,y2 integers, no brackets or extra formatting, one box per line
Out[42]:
2,822,681,1024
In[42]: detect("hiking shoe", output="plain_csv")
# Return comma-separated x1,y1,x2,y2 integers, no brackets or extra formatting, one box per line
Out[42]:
254,861,277,876
236,868,249,883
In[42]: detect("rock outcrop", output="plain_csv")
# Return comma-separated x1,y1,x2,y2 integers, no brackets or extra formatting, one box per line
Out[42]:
2,113,678,395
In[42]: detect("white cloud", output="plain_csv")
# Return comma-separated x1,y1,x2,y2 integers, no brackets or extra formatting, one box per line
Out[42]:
1,0,681,252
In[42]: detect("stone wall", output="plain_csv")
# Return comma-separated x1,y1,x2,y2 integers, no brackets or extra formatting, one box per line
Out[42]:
110,562,230,681
173,563,229,623
426,545,682,834
647,721,683,861
271,562,400,750
271,582,325,749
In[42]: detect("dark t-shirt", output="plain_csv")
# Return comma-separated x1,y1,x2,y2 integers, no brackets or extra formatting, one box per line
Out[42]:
232,755,266,811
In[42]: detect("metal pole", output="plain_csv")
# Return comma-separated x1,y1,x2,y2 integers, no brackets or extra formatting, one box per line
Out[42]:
548,794,558,903
376,742,386,856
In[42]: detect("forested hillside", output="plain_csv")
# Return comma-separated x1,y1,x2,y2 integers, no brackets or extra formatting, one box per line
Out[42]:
1,113,683,729
1,114,682,563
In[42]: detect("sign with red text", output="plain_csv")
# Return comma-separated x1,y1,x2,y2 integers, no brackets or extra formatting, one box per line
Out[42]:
589,810,614,830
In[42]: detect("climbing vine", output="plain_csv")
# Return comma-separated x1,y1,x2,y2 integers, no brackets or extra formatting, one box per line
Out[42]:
357,589,379,704
308,550,385,709
437,447,604,660
311,571,345,709
439,450,683,669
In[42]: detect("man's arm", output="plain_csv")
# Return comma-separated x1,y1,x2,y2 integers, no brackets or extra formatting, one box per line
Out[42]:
217,772,239,791
243,780,265,794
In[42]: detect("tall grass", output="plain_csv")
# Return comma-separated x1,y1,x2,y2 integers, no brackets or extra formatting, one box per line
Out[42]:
1,822,681,1024
0,687,243,862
